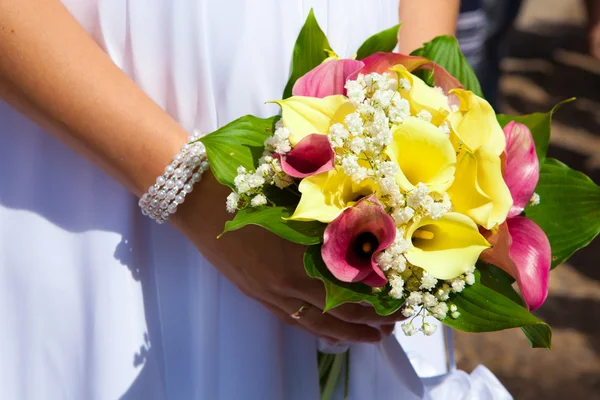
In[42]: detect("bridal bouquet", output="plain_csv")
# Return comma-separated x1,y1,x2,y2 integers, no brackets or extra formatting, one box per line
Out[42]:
199,11,599,350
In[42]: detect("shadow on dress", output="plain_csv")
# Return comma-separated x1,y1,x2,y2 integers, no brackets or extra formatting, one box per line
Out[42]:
0,106,170,398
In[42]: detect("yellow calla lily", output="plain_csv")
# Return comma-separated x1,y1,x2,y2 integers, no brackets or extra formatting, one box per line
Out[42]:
272,95,354,146
386,117,456,193
449,89,506,156
289,168,375,223
390,64,450,126
447,147,513,230
405,212,491,279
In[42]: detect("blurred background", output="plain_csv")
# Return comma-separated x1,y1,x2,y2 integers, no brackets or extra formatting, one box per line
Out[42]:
453,0,600,398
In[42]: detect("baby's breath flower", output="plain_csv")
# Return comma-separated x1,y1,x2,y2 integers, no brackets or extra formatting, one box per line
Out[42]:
422,292,439,308
435,284,451,301
328,123,350,148
423,199,450,220
406,183,431,209
422,322,437,336
264,125,291,154
392,254,408,273
431,302,449,319
345,79,366,106
399,78,411,90
226,192,240,213
245,173,265,190
372,89,395,109
349,136,367,154
388,274,405,299
407,291,423,306
420,272,438,291
529,192,541,206
377,251,395,271
250,194,267,207
401,322,417,336
451,278,466,293
392,206,415,225
388,233,412,256
465,273,475,285
357,102,376,117
416,110,433,123
377,161,400,178
256,163,272,178
344,112,364,136
388,97,411,123
402,305,417,318
341,154,368,182
234,174,251,194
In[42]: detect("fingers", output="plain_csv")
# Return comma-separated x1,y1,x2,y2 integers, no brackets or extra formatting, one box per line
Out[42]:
259,301,297,326
282,277,407,325
325,302,407,325
281,299,382,343
381,324,395,336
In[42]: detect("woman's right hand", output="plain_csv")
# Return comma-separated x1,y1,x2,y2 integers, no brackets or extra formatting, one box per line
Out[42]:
173,173,406,343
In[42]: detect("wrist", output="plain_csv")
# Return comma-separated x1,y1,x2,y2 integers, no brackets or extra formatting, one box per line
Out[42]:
138,131,209,223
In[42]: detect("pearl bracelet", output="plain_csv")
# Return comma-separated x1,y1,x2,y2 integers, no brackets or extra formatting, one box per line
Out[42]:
138,130,209,223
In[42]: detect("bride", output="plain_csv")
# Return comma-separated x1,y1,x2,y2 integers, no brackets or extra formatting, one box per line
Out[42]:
0,1,506,398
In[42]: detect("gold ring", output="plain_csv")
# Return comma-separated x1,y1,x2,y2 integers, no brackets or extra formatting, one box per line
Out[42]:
290,303,311,320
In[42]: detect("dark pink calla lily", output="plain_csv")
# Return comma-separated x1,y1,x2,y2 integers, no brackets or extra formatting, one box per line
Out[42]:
292,59,365,98
348,52,463,94
321,195,396,287
481,217,551,310
503,121,540,218
278,134,335,178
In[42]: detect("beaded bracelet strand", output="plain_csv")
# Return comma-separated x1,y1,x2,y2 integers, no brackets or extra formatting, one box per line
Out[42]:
138,131,209,223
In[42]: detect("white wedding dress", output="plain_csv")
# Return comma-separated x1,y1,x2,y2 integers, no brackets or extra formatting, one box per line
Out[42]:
0,1,512,399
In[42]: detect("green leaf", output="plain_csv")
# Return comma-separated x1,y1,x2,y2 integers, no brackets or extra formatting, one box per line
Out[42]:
303,245,404,315
355,24,400,60
478,264,551,348
525,158,600,268
200,115,278,187
444,269,551,348
282,9,333,99
222,206,325,245
496,98,574,165
521,324,553,349
411,35,483,97
477,262,523,307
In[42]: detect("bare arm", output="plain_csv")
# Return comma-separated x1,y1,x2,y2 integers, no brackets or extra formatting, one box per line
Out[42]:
0,0,186,197
1,0,404,342
398,0,460,54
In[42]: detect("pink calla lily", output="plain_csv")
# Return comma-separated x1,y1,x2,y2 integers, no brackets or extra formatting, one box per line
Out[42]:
503,121,540,218
292,59,365,98
321,195,395,287
293,52,462,99
481,217,551,310
349,52,463,94
278,134,335,178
